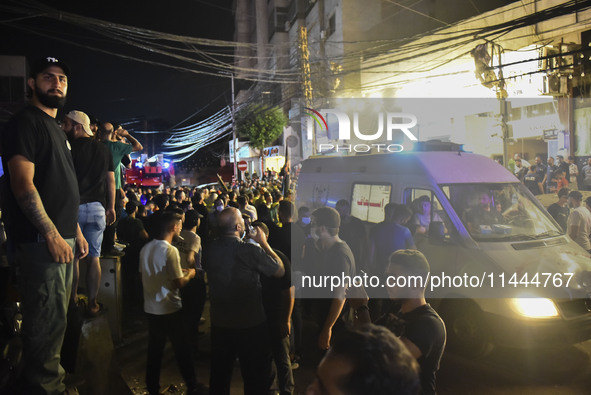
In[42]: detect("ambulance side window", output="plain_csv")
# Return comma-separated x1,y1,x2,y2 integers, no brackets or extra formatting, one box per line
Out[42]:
403,188,451,239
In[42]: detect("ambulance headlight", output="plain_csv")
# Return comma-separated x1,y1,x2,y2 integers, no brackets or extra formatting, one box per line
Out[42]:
510,298,559,318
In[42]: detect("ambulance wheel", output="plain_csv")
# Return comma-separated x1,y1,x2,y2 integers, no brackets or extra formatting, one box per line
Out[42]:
439,299,493,358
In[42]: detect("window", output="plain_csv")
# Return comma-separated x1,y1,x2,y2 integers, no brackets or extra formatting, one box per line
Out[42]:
404,188,452,239
327,13,336,37
350,183,391,223
443,183,562,241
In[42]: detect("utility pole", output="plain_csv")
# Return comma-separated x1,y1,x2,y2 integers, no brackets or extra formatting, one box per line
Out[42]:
495,44,509,168
500,98,509,168
231,73,237,181
220,71,238,181
298,25,315,155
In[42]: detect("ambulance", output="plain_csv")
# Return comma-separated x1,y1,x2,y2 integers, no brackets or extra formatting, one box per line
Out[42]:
296,141,591,357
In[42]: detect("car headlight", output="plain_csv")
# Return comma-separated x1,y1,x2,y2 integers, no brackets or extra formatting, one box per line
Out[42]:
510,298,559,318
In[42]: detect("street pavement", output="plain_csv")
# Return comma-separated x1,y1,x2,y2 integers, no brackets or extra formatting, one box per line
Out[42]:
111,299,591,395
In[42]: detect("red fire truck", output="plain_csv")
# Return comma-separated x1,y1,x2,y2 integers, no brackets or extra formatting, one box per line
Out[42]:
125,154,173,187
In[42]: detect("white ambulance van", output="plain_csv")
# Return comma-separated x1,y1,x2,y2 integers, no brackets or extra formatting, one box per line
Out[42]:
296,141,591,357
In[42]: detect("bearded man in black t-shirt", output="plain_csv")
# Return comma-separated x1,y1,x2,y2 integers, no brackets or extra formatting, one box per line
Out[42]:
0,56,88,394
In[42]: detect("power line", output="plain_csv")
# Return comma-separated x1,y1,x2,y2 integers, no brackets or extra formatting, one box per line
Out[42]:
384,0,451,26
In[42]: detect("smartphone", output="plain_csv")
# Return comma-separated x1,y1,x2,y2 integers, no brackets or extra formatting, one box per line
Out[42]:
248,225,257,236
243,216,256,238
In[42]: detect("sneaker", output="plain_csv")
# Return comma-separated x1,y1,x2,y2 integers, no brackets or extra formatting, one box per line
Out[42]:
114,242,127,251
290,361,299,370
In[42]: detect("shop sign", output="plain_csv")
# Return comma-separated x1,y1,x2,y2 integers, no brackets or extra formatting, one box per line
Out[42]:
263,145,283,157
543,129,558,140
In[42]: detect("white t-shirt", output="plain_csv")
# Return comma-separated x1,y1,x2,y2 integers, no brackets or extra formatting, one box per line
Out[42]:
173,229,202,270
569,163,579,183
140,239,184,315
567,206,591,251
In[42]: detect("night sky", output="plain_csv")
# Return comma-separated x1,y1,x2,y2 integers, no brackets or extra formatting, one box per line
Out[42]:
0,0,235,129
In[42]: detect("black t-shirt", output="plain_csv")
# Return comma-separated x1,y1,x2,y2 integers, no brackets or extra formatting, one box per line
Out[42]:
523,172,542,195
70,137,114,207
535,164,547,180
204,236,281,329
268,222,305,269
558,161,570,181
193,202,209,240
117,216,146,246
547,203,570,232
0,106,79,242
399,304,446,395
546,165,558,191
261,249,292,325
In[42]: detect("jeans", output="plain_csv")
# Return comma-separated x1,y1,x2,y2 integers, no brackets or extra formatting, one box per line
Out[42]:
146,311,197,395
17,238,75,395
210,322,273,395
269,323,294,395
78,202,106,257
180,276,207,338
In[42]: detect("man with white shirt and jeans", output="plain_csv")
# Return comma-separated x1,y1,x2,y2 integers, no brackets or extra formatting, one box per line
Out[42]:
140,211,206,395
567,191,591,253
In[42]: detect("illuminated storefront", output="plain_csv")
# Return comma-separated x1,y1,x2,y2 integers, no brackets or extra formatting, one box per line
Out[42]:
355,1,591,166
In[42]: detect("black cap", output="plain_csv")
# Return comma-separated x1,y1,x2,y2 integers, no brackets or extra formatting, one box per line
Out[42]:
30,56,71,77
184,209,203,228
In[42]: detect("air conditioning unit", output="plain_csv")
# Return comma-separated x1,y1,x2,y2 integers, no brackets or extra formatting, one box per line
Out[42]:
542,73,568,96
539,46,560,71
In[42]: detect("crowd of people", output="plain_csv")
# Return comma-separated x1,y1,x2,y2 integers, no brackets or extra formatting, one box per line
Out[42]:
508,153,591,253
111,182,445,395
0,56,444,395
509,152,591,194
6,54,591,395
